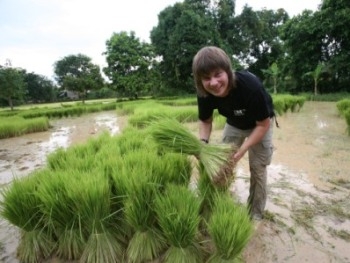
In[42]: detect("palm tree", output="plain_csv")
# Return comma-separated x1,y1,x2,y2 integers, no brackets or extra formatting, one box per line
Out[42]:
304,62,326,96
262,62,279,94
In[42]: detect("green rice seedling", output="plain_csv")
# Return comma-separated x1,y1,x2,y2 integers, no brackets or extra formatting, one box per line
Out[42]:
37,170,85,260
0,171,55,262
112,127,156,156
126,228,165,263
80,227,124,263
197,164,230,221
213,114,226,130
336,99,350,116
72,172,124,263
149,118,233,181
154,184,202,263
124,173,166,263
169,106,198,123
206,194,253,263
128,111,171,128
159,152,193,187
46,142,100,172
344,109,350,135
0,116,49,139
46,147,67,170
157,97,197,106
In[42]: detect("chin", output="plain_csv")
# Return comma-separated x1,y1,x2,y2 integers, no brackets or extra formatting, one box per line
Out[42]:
214,89,228,97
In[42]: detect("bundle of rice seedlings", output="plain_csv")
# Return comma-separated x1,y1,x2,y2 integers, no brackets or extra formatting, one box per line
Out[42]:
0,171,55,263
154,184,202,263
149,118,234,181
112,127,157,156
37,170,86,260
159,152,193,187
72,171,124,263
197,163,227,223
124,174,166,263
206,194,253,263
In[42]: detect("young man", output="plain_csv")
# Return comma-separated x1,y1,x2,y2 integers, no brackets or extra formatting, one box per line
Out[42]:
192,46,275,220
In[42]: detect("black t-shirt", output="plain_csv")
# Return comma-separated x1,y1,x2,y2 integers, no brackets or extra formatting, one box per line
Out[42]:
197,70,274,130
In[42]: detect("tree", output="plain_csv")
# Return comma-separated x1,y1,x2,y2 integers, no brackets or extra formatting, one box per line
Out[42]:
54,54,104,103
262,62,280,94
0,66,26,110
24,72,56,103
279,10,324,92
103,31,156,97
317,0,350,91
232,7,288,78
212,0,236,45
304,62,326,96
151,1,223,93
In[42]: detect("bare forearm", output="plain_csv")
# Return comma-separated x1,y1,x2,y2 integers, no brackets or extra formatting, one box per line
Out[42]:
199,118,213,141
234,118,270,161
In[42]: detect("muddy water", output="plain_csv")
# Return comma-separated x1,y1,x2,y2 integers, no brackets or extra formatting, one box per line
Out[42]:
235,102,350,263
1,102,350,263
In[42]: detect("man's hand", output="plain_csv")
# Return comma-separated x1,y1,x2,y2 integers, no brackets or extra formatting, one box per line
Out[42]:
212,147,237,187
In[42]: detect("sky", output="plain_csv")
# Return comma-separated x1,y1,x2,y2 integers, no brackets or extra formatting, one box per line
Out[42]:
0,0,322,81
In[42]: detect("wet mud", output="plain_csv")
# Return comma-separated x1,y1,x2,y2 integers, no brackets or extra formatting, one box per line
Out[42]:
1,102,350,263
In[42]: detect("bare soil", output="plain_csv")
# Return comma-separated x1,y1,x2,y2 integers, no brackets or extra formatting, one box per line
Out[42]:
1,102,350,263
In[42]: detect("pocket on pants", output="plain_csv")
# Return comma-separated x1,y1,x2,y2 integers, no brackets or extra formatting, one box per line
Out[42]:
262,141,273,165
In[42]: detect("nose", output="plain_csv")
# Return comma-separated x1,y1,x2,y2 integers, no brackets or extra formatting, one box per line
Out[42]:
209,77,218,86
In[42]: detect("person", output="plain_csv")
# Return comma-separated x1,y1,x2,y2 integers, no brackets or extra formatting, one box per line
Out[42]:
192,46,276,220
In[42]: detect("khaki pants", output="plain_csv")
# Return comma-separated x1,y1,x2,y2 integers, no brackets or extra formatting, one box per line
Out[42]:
222,121,274,218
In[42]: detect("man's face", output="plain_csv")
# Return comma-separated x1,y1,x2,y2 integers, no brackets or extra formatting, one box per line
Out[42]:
201,69,229,97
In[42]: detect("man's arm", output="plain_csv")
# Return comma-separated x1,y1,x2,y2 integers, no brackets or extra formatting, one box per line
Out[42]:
199,116,213,142
233,117,270,162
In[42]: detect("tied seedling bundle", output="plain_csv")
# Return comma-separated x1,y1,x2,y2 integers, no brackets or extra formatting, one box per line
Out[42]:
0,171,55,263
154,184,202,263
206,194,253,263
149,118,237,186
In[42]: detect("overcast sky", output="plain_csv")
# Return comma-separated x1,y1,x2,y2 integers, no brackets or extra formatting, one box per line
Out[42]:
0,0,321,81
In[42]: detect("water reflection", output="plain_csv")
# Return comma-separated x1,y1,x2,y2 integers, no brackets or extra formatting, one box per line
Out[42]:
95,114,119,135
314,114,328,129
40,127,71,152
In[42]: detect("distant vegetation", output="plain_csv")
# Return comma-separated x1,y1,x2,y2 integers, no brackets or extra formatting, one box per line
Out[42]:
0,95,308,139
1,1,350,110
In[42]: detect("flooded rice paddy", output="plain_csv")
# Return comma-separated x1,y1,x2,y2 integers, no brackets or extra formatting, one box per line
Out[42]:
1,102,350,263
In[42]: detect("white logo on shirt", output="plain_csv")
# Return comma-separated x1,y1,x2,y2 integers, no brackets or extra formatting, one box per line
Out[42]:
234,109,246,116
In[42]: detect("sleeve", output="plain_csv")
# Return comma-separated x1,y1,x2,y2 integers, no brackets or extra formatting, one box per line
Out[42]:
197,96,214,121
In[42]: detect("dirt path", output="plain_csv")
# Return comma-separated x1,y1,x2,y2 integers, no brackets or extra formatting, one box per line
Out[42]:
1,102,350,263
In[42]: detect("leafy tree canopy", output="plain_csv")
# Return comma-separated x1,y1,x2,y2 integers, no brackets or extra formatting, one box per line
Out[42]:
54,54,104,102
0,66,26,110
103,31,156,97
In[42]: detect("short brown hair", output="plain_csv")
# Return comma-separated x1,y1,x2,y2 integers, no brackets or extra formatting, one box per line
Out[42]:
192,46,234,97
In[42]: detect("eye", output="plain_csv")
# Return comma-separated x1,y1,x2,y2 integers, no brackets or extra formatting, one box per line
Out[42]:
215,71,223,77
